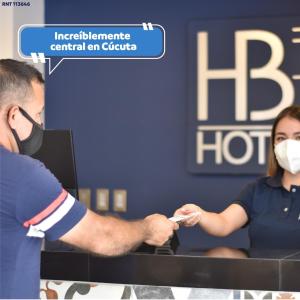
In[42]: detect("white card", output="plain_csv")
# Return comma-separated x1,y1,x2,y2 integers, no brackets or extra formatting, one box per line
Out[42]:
169,212,200,223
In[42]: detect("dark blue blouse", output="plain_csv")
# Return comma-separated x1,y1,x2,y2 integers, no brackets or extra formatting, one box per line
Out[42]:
233,172,300,249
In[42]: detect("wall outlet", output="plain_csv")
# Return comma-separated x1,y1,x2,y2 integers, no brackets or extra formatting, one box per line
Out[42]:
113,189,127,212
96,189,109,211
78,188,91,209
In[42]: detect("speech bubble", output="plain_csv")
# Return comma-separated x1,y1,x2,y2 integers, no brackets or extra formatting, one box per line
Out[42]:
18,23,165,75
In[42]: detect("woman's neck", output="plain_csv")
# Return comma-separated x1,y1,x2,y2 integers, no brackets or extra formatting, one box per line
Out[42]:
282,171,300,190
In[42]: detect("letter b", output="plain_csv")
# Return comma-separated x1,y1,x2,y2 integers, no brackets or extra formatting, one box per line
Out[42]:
197,30,294,121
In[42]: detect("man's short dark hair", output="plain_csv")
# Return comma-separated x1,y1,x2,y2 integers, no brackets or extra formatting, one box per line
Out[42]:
0,59,44,110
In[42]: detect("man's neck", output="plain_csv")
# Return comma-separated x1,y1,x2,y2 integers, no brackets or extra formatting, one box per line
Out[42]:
0,138,13,151
0,125,16,152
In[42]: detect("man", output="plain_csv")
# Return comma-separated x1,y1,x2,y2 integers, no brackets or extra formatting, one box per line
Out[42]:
0,59,178,299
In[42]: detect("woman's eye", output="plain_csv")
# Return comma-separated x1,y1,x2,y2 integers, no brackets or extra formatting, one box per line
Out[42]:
276,137,285,142
295,136,300,141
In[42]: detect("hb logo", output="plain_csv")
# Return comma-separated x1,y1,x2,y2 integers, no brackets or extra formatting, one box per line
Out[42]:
198,30,294,121
188,17,300,174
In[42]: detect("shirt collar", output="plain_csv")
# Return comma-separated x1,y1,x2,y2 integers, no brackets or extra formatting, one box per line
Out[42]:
266,170,283,188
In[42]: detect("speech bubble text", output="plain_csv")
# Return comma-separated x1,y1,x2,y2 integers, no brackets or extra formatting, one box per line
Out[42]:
18,23,165,74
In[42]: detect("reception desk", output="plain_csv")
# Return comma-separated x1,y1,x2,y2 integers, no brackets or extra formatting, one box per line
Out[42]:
40,247,300,298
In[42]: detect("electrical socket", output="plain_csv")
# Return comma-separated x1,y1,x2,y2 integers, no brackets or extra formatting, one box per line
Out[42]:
96,189,109,211
78,188,91,209
113,189,127,212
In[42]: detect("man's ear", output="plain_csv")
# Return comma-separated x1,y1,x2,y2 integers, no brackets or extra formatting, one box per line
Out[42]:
7,105,21,129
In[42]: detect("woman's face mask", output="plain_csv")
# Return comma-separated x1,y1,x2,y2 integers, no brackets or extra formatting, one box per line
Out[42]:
274,139,300,175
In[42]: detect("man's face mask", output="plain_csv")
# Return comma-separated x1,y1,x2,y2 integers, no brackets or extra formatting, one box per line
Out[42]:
10,107,44,156
274,139,300,175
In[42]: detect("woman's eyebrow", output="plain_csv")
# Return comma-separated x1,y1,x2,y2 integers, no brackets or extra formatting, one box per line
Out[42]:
275,131,300,136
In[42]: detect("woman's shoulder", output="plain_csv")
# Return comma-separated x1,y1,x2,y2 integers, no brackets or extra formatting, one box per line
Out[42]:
239,175,277,191
246,174,281,192
243,176,268,187
255,172,282,187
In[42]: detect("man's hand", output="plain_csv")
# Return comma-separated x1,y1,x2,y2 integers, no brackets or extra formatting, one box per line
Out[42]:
173,204,203,227
143,214,179,246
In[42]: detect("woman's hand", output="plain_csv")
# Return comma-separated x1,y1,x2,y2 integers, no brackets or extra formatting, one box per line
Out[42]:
173,203,248,236
173,204,203,227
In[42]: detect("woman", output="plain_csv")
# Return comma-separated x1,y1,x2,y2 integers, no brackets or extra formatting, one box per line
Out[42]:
174,105,300,248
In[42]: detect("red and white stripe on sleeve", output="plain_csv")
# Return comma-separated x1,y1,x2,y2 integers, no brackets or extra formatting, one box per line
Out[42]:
23,189,76,238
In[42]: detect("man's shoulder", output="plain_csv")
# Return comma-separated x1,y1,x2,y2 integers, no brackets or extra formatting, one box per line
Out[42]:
1,146,46,178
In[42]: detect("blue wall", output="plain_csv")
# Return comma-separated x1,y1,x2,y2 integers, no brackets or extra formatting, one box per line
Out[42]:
45,0,300,248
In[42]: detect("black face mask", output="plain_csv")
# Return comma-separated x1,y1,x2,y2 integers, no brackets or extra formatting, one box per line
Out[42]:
11,107,44,156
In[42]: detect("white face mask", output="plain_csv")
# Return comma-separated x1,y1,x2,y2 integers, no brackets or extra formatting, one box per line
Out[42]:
274,139,300,175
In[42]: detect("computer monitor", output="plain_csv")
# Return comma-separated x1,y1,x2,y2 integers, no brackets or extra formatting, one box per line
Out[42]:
32,129,78,198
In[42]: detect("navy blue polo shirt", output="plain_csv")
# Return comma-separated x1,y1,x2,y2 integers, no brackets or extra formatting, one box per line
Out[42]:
233,172,300,249
0,146,87,299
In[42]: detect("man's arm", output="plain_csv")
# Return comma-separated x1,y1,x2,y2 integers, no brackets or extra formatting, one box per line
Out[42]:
14,160,177,253
59,209,178,256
